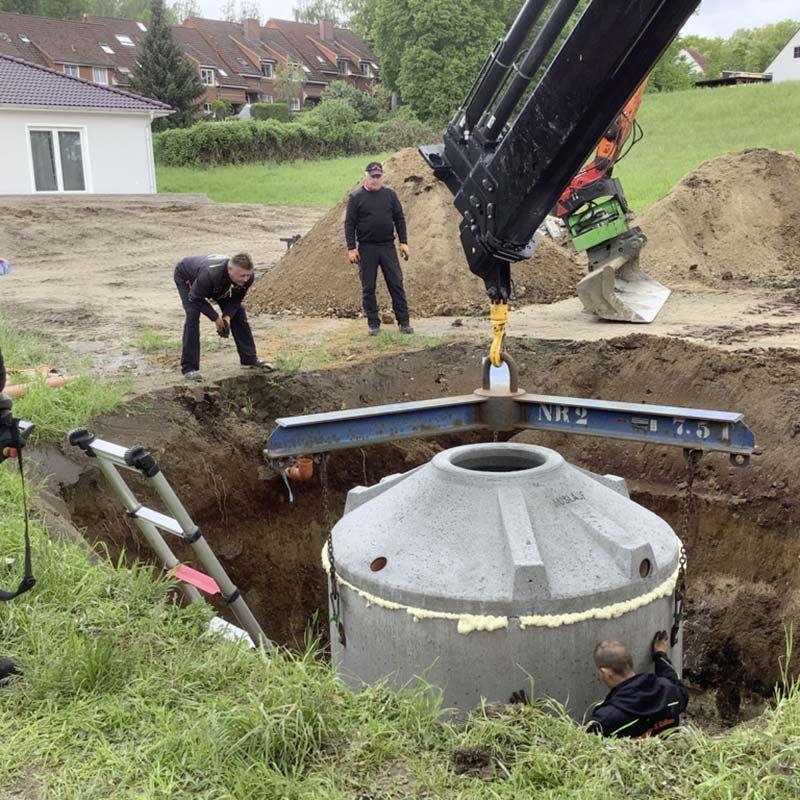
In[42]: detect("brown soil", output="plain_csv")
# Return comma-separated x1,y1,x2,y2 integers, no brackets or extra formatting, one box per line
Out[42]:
638,148,800,290
0,195,326,373
248,148,582,318
52,335,800,725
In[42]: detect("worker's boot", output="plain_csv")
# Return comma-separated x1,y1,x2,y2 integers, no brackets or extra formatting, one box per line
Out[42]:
183,370,202,382
243,360,274,371
399,324,414,335
368,326,380,336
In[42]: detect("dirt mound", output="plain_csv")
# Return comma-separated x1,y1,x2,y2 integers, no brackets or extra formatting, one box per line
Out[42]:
638,148,800,290
248,148,581,318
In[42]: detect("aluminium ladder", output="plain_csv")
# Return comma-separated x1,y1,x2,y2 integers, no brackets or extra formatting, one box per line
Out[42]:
68,428,270,649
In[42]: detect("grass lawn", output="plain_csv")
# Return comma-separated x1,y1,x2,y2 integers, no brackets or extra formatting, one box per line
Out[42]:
613,81,800,211
157,82,800,213
157,153,390,206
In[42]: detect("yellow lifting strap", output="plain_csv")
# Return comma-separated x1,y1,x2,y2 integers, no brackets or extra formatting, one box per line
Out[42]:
489,302,509,367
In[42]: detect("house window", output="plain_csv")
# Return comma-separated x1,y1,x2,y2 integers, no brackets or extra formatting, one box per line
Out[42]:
337,58,349,75
260,61,273,78
137,22,147,32
115,35,135,47
203,103,212,115
63,64,79,77
100,44,114,55
29,129,86,192
200,68,215,86
360,61,372,78
261,94,273,103
794,46,800,59
290,97,301,111
93,67,109,84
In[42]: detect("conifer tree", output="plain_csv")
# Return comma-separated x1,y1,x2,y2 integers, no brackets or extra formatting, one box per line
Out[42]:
129,0,203,129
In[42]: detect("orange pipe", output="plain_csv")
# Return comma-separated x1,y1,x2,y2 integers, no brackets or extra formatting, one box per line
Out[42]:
287,457,314,482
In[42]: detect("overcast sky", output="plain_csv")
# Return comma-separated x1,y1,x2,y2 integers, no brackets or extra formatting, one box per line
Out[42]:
199,0,799,39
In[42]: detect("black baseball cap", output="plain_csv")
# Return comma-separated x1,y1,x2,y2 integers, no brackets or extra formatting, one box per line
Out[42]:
365,161,384,175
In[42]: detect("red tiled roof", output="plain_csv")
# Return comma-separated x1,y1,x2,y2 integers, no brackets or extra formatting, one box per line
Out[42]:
172,25,247,88
267,18,378,76
0,53,171,112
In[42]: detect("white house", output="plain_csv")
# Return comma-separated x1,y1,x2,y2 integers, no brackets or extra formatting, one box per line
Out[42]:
678,47,708,76
765,26,800,82
0,54,172,195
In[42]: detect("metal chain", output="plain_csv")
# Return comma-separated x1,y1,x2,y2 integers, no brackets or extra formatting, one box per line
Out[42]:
319,454,346,645
671,449,700,645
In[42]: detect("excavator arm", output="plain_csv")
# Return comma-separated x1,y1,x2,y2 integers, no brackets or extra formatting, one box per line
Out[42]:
420,0,698,319
553,77,671,322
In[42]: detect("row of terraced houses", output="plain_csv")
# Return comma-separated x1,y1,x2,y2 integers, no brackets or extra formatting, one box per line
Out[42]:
0,12,380,115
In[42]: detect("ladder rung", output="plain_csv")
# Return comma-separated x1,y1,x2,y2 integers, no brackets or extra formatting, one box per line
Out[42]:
173,564,220,595
134,506,184,536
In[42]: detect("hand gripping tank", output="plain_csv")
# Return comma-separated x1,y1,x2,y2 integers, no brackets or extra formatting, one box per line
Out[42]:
326,442,683,719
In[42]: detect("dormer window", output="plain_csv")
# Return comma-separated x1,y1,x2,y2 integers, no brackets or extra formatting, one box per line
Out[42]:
260,60,274,78
200,67,215,86
360,61,373,78
337,58,349,75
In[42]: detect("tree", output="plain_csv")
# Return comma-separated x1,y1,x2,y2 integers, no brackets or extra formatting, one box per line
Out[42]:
238,0,260,21
647,39,694,93
273,62,304,106
221,0,236,22
293,0,348,24
322,79,381,120
129,0,204,130
0,0,88,18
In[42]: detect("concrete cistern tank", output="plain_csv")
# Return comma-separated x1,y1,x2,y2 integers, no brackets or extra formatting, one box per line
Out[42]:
326,442,683,719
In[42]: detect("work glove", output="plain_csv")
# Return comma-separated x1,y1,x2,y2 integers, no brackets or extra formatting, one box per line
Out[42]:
399,243,410,261
348,248,360,265
652,630,670,658
215,316,231,338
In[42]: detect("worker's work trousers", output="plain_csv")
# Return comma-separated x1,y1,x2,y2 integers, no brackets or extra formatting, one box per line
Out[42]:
175,277,257,374
358,243,410,328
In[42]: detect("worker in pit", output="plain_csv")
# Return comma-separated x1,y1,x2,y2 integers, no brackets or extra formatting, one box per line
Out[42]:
587,631,689,737
344,162,414,336
174,253,273,382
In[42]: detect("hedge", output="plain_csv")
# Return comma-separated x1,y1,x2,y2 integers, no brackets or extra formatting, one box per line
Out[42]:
153,116,441,167
251,102,291,122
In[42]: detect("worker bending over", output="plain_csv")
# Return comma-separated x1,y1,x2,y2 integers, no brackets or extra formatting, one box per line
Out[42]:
174,253,272,381
344,162,414,336
588,631,689,737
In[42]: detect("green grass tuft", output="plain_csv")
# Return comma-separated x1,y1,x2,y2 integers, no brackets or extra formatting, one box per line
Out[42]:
157,153,391,206
131,329,182,353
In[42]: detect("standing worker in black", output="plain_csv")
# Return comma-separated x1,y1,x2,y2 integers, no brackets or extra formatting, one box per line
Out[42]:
587,631,689,738
345,162,414,336
174,253,272,381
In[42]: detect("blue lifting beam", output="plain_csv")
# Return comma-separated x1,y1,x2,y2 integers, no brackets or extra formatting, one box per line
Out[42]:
265,356,755,465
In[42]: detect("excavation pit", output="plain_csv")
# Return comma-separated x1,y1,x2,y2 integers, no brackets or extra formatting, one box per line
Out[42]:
51,336,799,729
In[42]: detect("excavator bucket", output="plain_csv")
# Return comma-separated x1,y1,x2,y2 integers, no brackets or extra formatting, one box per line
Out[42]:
576,252,670,323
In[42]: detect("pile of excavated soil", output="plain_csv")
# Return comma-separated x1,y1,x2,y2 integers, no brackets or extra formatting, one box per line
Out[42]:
638,148,800,290
249,148,581,318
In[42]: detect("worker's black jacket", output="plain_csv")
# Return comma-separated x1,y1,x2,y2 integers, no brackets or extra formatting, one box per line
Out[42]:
175,255,254,322
344,186,408,249
587,654,689,738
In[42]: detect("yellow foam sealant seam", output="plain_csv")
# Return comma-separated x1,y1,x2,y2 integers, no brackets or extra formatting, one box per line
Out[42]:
321,546,681,635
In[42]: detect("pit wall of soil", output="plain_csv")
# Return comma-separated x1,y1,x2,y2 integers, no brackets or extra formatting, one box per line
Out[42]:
59,336,800,705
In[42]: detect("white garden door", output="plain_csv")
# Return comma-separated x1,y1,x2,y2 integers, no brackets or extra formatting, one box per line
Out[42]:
28,128,88,192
